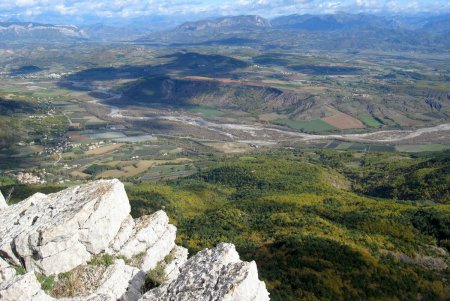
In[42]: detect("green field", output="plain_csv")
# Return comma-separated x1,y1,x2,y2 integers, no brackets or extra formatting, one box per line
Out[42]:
276,119,337,132
359,115,383,127
187,106,225,117
150,164,187,173
396,144,450,153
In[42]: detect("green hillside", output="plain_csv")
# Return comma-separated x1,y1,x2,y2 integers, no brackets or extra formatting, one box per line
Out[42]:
127,151,450,301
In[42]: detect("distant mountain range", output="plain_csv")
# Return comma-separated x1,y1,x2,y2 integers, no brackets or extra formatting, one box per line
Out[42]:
141,13,450,51
149,13,450,35
1,13,449,48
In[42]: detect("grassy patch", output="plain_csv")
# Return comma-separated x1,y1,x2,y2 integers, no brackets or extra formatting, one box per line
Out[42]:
145,262,167,290
396,144,450,153
88,254,115,267
187,106,225,117
359,115,383,127
276,119,336,132
36,274,55,292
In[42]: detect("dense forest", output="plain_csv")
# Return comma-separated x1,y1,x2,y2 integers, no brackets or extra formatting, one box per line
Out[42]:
126,150,450,301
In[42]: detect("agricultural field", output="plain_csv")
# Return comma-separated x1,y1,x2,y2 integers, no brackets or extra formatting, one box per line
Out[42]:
359,114,383,127
322,113,365,129
276,119,337,132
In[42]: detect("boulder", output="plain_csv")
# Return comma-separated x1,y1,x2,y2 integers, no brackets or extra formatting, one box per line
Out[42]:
0,272,55,301
0,179,130,275
140,243,270,301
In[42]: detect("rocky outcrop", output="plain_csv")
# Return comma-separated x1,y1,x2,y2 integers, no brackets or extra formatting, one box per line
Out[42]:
0,272,54,301
0,179,130,276
162,245,188,282
112,211,177,272
0,190,6,209
93,259,145,301
0,180,269,301
141,243,270,301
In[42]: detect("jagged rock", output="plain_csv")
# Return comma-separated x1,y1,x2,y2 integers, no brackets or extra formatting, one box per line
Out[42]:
0,180,269,301
106,215,135,254
0,258,15,282
96,259,145,301
163,246,188,282
0,272,54,301
113,211,177,272
0,190,7,209
1,260,145,301
140,243,270,301
0,179,130,275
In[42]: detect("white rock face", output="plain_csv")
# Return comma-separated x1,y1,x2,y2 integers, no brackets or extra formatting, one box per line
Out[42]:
140,243,270,301
0,190,7,209
0,179,130,275
112,211,177,272
96,259,145,301
0,272,55,301
106,215,135,254
0,258,15,282
163,246,189,282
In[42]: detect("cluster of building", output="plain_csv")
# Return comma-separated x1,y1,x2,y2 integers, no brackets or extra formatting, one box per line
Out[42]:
45,137,70,155
16,172,46,184
87,141,105,151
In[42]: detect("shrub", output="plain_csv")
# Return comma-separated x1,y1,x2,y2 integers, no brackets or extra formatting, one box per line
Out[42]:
145,263,167,290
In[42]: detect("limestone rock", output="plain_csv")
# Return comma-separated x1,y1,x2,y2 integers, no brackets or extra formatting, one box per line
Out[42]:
0,258,15,283
114,211,176,272
163,246,188,282
0,179,130,276
96,259,145,301
140,243,270,301
106,215,135,254
0,272,55,301
0,190,6,209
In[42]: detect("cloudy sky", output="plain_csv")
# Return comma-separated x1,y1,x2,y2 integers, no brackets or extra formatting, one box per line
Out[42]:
0,0,448,24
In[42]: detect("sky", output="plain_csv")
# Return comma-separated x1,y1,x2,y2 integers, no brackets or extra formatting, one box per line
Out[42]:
0,0,449,24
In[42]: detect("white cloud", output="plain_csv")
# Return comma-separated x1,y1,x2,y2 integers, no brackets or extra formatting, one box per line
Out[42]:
0,0,448,21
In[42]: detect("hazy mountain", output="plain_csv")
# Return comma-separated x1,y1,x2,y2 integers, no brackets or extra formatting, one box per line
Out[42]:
422,14,450,33
138,13,449,52
271,13,401,31
1,13,448,46
175,15,271,33
0,22,88,42
81,23,149,42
